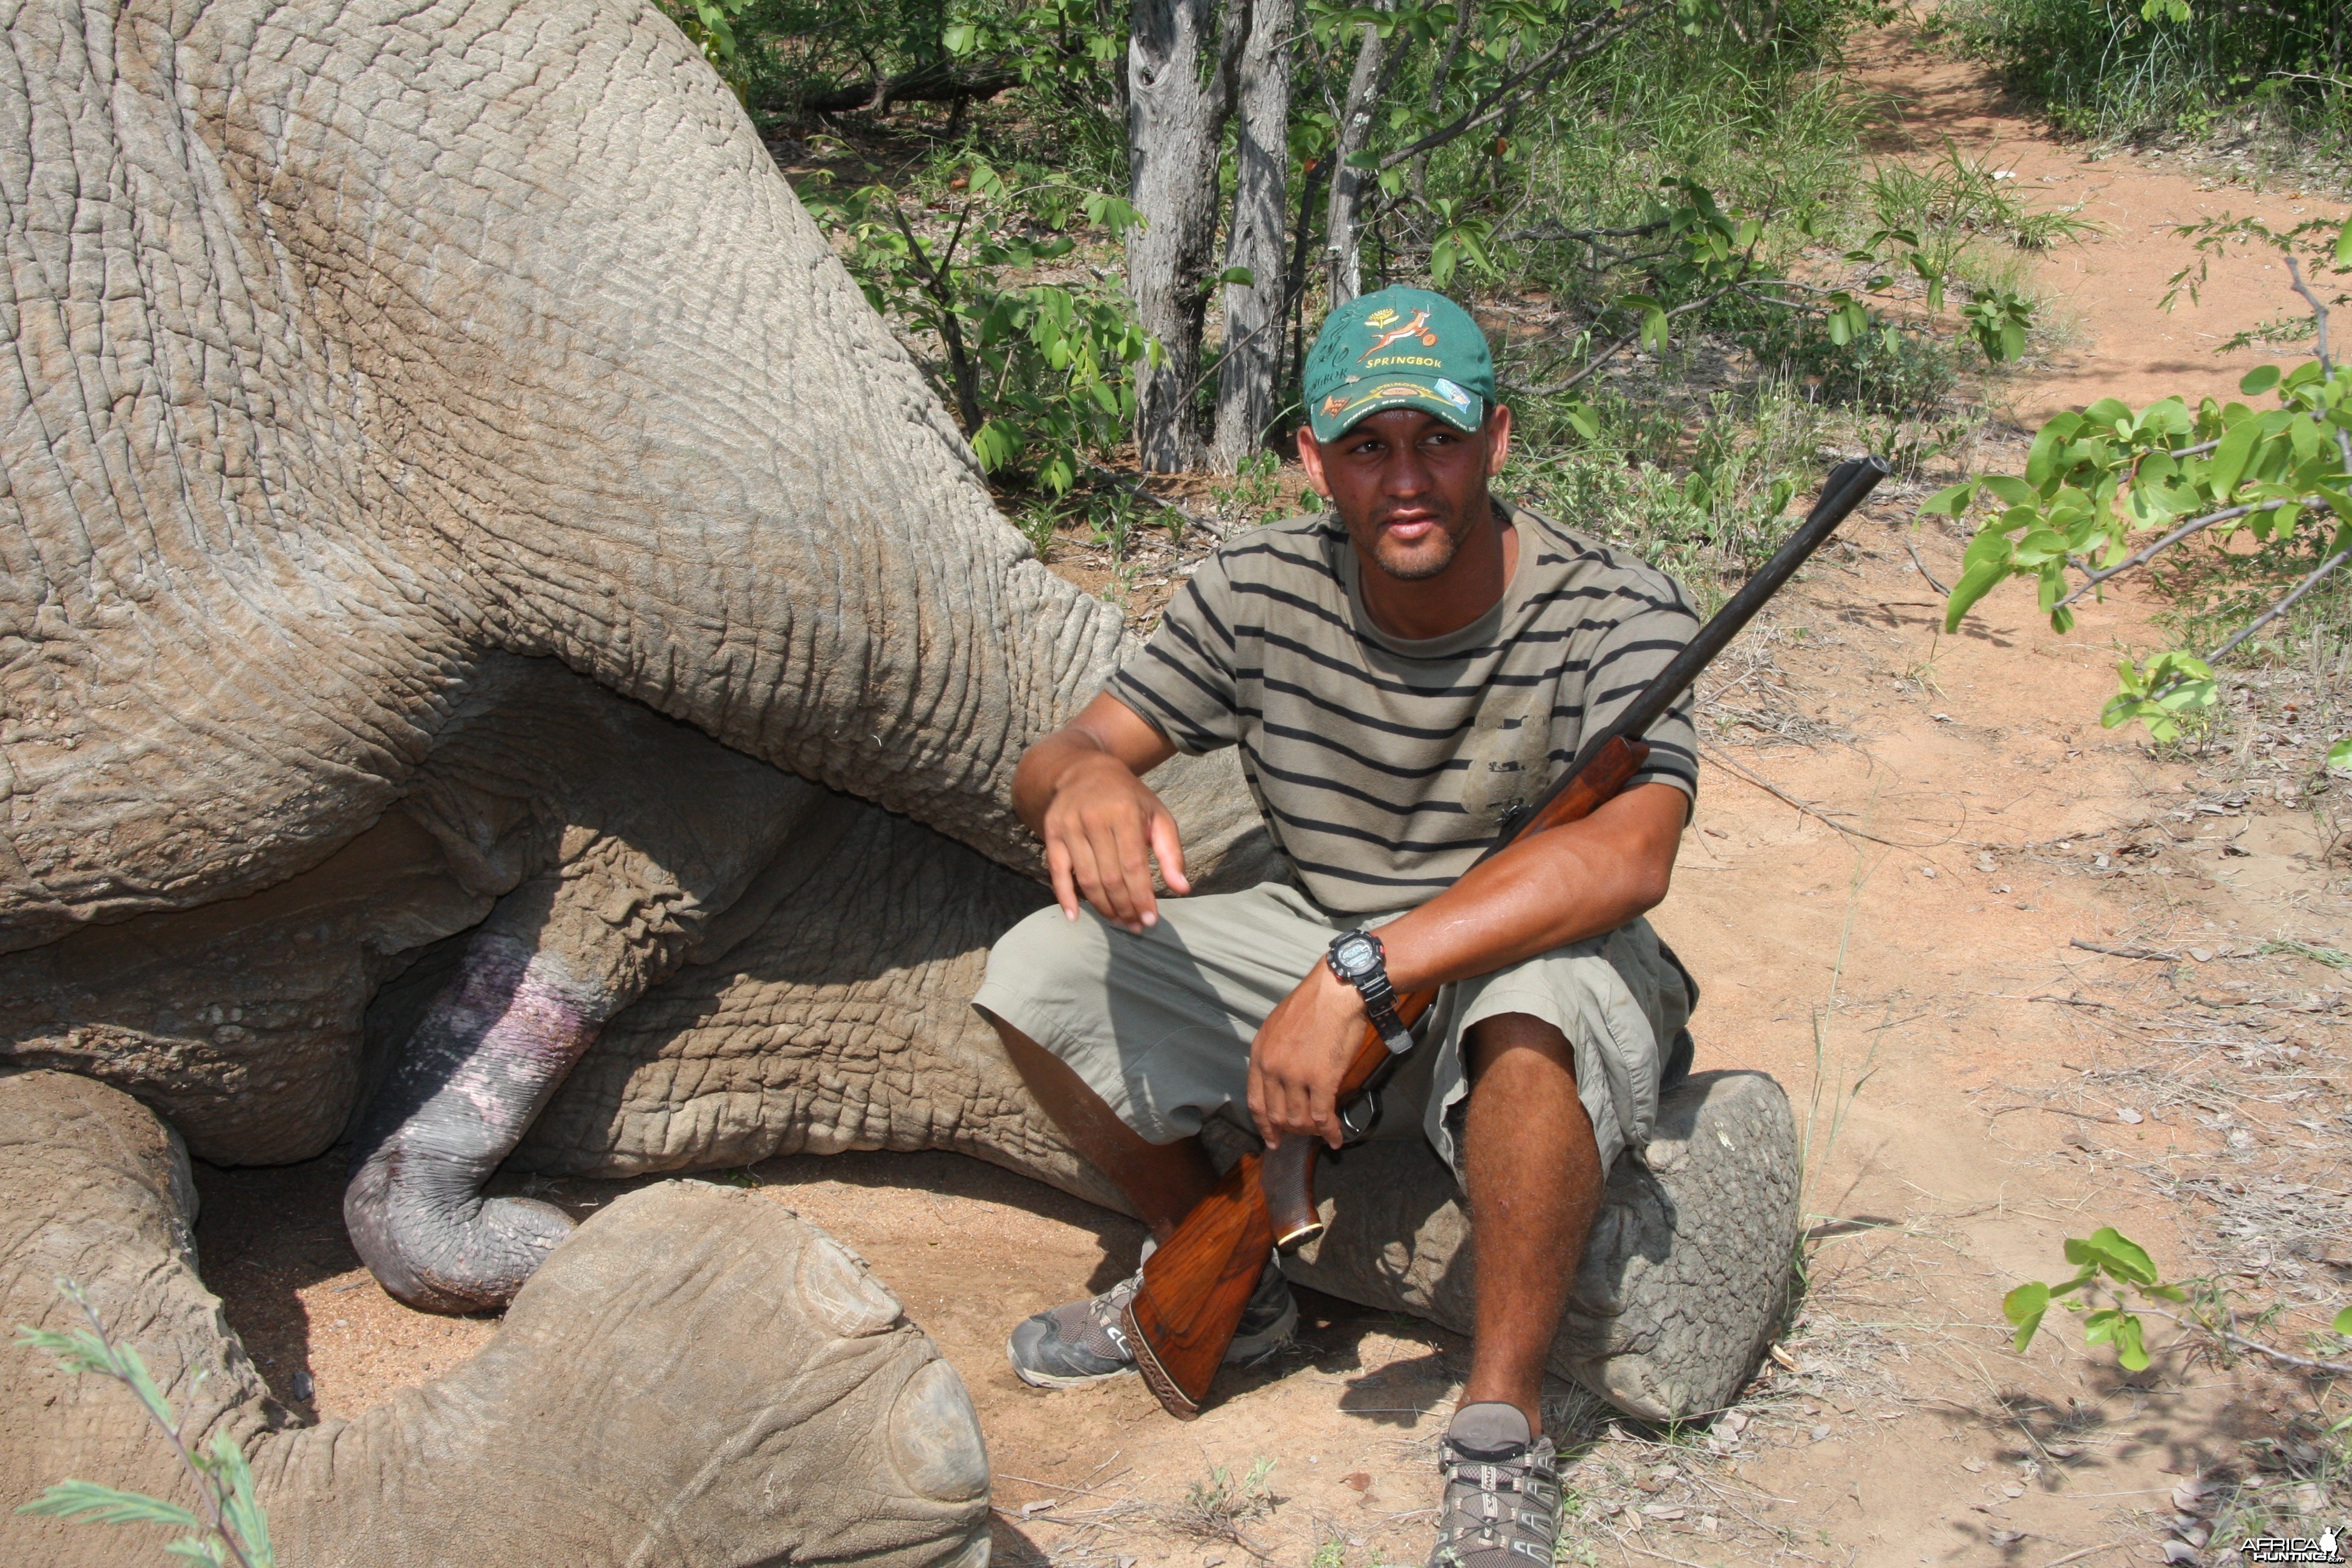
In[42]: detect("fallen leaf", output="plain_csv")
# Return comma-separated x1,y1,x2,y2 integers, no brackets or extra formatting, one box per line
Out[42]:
2161,1543,2198,1565
2117,1107,2144,1125
2171,1479,2214,1515
1641,1505,1687,1521
1342,1472,1370,1492
2002,1485,2024,1498
1963,1459,1987,1474
1769,1344,1800,1372
1989,1529,2025,1546
1810,1425,1832,1443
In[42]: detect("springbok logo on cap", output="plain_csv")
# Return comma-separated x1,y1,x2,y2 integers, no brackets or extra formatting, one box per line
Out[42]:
1361,309,1439,358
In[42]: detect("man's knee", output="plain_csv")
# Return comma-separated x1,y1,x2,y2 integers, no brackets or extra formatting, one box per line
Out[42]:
975,903,1108,1061
1464,1010,1576,1082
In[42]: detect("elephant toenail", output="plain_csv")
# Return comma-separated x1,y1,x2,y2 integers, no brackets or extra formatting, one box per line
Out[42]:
795,1234,903,1338
887,1359,989,1502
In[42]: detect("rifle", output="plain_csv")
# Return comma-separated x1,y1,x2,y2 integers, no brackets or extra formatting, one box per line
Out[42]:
1120,455,1892,1419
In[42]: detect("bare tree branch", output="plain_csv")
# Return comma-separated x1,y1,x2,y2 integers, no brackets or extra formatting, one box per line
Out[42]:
1374,0,1659,171
2054,497,2311,609
2205,538,2352,662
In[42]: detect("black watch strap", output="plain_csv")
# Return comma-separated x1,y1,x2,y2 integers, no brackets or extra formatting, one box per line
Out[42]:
1327,930,1414,1056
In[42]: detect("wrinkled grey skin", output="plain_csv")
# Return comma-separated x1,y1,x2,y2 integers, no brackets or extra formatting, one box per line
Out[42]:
2,1070,994,1568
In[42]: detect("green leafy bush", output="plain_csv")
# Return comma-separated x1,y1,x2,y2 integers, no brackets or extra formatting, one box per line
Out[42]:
808,160,1160,499
1932,214,2352,764
1938,0,2351,146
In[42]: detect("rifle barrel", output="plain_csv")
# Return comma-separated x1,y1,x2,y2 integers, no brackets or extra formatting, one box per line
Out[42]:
1477,454,1891,866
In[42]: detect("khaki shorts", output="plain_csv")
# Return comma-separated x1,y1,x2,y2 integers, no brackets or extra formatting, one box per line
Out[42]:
972,881,1697,1181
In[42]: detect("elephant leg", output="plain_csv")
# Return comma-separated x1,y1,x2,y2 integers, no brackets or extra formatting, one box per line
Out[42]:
1,1069,991,1568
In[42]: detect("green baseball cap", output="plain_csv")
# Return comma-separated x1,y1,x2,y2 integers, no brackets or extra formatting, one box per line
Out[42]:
1303,286,1496,442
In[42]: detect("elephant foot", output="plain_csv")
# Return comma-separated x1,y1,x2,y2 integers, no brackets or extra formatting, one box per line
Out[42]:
2,1069,992,1568
1284,1069,1802,1422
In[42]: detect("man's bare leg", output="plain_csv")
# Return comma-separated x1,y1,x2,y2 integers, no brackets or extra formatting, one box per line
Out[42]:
983,1010,1218,1240
1457,1011,1606,1434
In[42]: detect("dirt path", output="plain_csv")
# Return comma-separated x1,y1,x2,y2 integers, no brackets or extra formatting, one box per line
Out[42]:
1846,20,2330,425
185,21,2352,1568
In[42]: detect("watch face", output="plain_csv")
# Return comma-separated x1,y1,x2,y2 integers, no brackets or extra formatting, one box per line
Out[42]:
1334,936,1376,974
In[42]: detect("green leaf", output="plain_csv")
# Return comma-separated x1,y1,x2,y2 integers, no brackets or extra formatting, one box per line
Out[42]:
1564,402,1601,440
1922,482,1976,517
1981,475,2034,508
2004,1281,2051,1351
16,1480,206,1530
941,22,977,53
2241,364,2282,396
1215,266,1255,287
2334,1304,2352,1338
2064,1226,2161,1287
2113,1311,2151,1371
1944,558,2009,634
2207,417,2262,498
2331,736,2352,770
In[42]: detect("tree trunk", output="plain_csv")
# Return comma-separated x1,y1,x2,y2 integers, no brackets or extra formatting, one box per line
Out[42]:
1126,0,1244,471
1209,0,1294,473
1322,8,1389,310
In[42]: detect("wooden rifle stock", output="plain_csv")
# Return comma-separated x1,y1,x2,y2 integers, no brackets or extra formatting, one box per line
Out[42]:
1121,456,1893,1420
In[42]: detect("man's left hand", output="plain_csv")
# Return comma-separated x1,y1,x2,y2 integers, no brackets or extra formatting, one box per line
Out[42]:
1248,962,1370,1149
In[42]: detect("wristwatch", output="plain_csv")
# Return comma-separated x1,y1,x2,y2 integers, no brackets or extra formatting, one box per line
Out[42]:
1326,929,1414,1056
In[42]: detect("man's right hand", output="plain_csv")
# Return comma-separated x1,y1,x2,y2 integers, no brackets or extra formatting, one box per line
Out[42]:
1012,692,1186,934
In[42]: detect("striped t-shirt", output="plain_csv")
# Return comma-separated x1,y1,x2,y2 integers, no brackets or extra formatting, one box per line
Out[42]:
1109,498,1701,917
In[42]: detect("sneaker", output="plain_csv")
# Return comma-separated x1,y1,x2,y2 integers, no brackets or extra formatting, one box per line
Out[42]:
1428,1403,1563,1568
1007,1245,1296,1389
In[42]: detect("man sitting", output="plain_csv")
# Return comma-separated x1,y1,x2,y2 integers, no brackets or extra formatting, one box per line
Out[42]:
972,286,1700,1568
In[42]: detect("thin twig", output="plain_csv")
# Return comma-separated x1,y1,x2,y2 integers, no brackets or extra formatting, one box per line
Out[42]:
1374,4,1652,171
1699,740,1945,849
1607,1535,1723,1568
2138,1306,2352,1378
2035,1543,2126,1568
1987,1104,2112,1121
1503,286,1739,398
1903,538,1951,595
2070,939,2183,962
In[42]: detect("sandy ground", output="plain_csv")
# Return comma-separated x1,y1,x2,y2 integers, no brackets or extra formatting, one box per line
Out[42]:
184,22,2352,1568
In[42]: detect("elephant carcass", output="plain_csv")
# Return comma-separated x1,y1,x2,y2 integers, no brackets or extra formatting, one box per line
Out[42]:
0,0,1268,1310
0,1070,990,1568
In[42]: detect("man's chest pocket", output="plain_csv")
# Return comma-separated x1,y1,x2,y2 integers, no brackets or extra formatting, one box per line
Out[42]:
1456,700,1557,832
